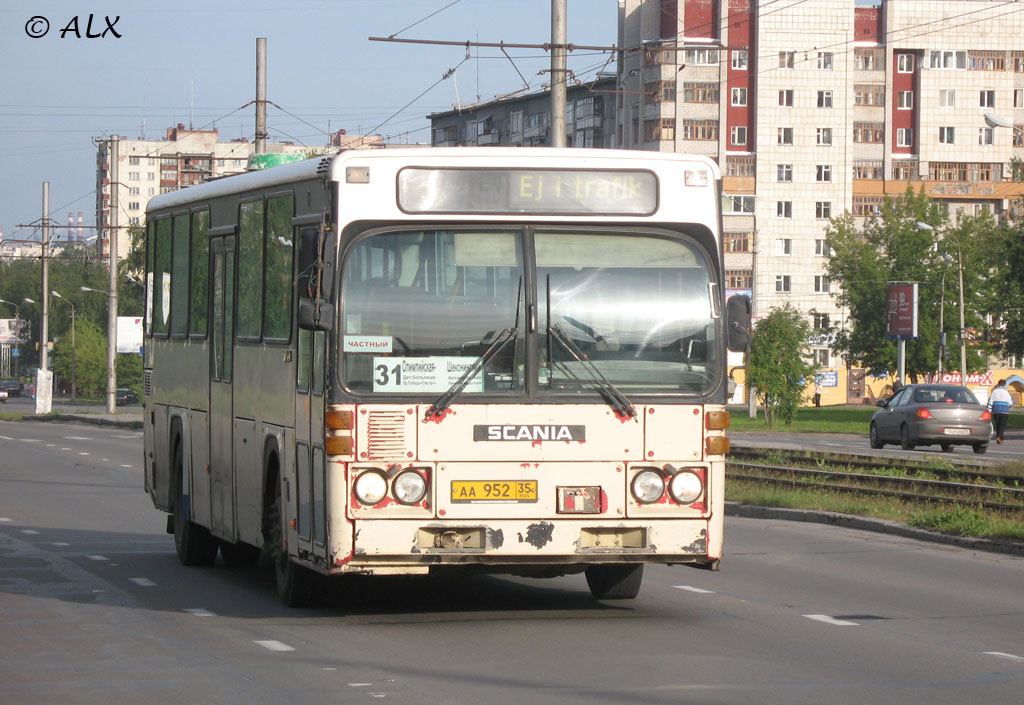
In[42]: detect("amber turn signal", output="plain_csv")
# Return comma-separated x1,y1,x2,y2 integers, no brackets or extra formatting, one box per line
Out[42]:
705,410,730,430
706,436,730,456
325,435,353,455
325,410,354,430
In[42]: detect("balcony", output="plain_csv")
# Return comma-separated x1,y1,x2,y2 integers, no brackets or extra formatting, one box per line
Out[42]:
523,124,549,140
476,131,501,145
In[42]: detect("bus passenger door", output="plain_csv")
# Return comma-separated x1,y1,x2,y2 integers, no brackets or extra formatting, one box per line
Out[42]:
209,238,236,540
295,226,328,563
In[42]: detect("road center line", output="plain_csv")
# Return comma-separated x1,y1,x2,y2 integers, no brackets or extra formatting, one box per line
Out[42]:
804,614,859,626
129,578,156,587
184,608,216,617
87,555,109,561
255,640,295,652
984,651,1024,663
673,585,715,594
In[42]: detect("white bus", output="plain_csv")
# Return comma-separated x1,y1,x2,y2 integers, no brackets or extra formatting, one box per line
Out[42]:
143,148,749,605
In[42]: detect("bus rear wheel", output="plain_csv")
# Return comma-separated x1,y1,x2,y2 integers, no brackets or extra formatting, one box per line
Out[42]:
585,564,644,600
270,477,319,607
172,441,218,566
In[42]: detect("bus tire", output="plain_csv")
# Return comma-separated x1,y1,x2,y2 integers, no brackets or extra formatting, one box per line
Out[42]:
219,540,261,567
270,476,319,607
172,440,218,567
585,564,644,600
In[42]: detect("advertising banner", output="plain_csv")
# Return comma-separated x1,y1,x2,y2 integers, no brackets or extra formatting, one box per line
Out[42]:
885,283,918,339
117,317,144,354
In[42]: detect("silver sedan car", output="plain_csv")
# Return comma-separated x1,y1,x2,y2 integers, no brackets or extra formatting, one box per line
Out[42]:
870,384,991,454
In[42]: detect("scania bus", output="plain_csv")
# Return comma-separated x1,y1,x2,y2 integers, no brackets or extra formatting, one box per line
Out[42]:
143,147,749,605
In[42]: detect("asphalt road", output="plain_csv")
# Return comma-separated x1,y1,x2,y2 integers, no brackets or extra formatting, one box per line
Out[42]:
1,419,1022,705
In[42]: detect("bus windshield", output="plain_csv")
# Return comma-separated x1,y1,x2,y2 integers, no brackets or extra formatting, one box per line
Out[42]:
340,228,717,397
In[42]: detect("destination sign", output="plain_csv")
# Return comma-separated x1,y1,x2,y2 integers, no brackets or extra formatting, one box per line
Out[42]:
397,168,658,215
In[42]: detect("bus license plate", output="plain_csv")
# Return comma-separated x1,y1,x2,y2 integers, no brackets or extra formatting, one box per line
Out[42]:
451,480,538,503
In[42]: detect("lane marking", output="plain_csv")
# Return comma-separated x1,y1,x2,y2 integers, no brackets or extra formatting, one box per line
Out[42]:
129,578,156,587
984,652,1024,663
61,447,72,451
78,452,90,456
22,439,40,443
804,614,859,626
184,608,216,617
0,436,14,440
673,585,715,594
88,555,109,561
255,640,295,652
0,518,11,522
52,542,70,546
65,436,93,441
47,444,55,447
21,529,40,535
348,683,373,688
120,464,134,468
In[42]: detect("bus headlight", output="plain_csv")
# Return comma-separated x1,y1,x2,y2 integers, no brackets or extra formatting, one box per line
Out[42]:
354,470,389,506
668,470,703,504
393,470,427,505
631,469,665,504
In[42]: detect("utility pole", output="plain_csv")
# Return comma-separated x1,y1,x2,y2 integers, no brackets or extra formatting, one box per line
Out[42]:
256,37,267,154
106,135,120,414
549,0,567,148
40,183,49,376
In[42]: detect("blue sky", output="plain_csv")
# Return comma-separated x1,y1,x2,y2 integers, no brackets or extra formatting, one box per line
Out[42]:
0,0,617,243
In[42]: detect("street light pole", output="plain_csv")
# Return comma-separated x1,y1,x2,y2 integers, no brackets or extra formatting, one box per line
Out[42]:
51,290,76,401
956,243,967,386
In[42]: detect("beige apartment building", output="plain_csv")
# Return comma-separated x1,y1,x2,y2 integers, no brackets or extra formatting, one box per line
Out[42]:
619,0,1024,398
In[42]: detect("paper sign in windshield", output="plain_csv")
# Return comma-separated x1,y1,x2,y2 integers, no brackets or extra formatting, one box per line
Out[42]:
344,335,393,353
373,357,483,393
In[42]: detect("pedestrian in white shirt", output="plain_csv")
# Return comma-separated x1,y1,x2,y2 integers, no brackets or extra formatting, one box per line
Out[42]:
988,380,1013,444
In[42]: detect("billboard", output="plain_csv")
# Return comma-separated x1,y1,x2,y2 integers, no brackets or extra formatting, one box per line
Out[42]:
885,283,918,339
0,319,18,345
116,317,144,354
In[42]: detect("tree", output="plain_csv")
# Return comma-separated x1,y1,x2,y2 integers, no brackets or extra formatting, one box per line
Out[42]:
748,304,815,427
824,188,995,381
983,207,1024,359
52,319,107,397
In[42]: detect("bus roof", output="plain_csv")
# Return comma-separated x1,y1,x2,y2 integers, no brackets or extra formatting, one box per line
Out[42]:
145,148,720,216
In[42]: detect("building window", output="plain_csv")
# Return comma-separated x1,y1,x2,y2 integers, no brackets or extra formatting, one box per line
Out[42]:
731,50,748,70
777,127,793,145
778,90,794,107
853,161,884,180
979,90,996,108
939,89,956,108
939,127,955,144
725,232,751,253
968,50,1006,71
813,313,830,330
854,84,885,106
731,125,747,146
682,82,719,103
726,195,755,213
815,239,830,256
816,203,832,219
897,54,915,73
814,275,830,293
684,48,719,66
128,156,140,165
775,275,792,293
855,48,884,71
896,128,914,148
731,87,747,106
814,349,829,367
777,238,792,256
929,50,967,70
779,51,795,69
777,164,793,182
1015,89,1024,109
892,161,919,180
817,52,833,70
816,165,832,182
726,269,753,289
817,90,833,108
816,128,832,146
128,171,140,181
645,118,676,142
726,155,756,177
853,196,884,216
1015,128,1024,148
777,201,792,218
897,91,914,110
979,127,994,145
128,202,140,211
681,119,718,141
645,80,676,104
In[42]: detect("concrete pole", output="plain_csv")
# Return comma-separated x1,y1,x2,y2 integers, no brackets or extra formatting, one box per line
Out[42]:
958,245,967,386
40,183,50,375
256,38,267,154
549,0,567,147
106,135,119,414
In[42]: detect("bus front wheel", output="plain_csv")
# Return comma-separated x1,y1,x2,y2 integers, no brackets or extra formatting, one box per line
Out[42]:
172,441,218,566
270,477,319,607
585,564,644,600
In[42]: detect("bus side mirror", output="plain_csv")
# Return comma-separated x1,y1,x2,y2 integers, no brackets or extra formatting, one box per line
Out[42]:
298,301,334,331
726,295,751,352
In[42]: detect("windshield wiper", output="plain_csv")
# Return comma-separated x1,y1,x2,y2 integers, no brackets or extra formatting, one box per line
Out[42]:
424,277,523,422
423,328,518,421
547,324,637,421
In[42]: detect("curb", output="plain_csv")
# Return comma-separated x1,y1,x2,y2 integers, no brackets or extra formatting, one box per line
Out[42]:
726,502,1024,557
22,413,143,430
